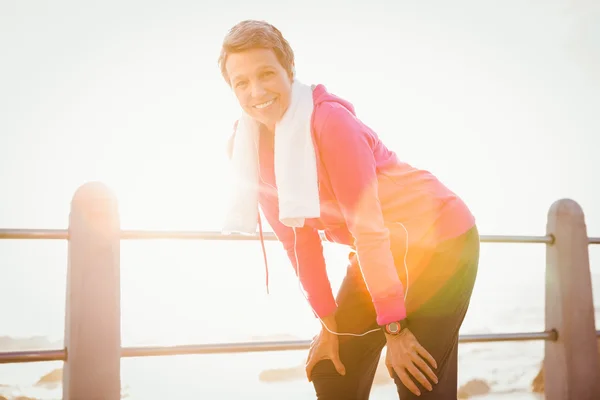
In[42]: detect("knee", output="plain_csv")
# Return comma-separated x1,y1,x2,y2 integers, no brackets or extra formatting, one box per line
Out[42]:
392,367,456,399
311,360,352,400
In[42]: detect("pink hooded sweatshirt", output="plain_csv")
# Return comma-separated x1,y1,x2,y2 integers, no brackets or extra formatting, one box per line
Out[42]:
249,84,475,326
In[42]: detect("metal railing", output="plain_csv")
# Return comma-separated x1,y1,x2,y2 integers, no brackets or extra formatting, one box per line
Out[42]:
0,329,576,365
1,182,599,399
0,229,576,367
0,228,564,243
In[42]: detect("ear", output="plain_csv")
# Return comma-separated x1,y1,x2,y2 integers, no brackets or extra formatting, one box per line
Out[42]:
226,120,239,160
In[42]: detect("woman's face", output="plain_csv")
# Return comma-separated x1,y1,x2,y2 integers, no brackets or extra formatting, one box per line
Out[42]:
225,48,292,131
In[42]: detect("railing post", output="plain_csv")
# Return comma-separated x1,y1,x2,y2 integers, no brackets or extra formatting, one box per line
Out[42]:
545,198,600,399
63,182,121,400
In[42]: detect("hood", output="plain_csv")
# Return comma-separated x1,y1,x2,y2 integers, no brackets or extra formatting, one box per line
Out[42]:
313,84,357,115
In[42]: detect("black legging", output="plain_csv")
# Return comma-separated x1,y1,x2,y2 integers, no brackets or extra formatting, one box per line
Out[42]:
310,226,480,399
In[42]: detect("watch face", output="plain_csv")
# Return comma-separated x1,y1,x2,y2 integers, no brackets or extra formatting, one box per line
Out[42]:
387,322,400,334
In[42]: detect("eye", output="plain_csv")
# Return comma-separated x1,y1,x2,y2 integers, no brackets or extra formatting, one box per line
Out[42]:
235,80,248,88
260,71,274,79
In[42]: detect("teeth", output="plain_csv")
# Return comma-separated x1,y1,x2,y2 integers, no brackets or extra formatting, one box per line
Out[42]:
254,99,275,109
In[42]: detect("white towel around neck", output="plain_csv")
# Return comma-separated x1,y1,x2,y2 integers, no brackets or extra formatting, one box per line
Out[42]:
222,80,320,235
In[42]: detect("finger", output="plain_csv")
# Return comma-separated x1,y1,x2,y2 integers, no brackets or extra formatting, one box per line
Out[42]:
406,360,433,392
415,343,438,369
385,356,394,379
386,363,395,379
331,354,346,376
394,366,421,396
305,349,314,367
410,352,438,385
384,347,393,378
305,347,319,382
305,358,315,382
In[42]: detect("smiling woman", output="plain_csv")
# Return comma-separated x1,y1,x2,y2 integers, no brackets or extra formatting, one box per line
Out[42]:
218,22,294,133
218,19,479,400
226,48,291,133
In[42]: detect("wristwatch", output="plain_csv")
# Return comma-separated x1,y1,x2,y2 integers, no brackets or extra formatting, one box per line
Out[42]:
382,319,408,335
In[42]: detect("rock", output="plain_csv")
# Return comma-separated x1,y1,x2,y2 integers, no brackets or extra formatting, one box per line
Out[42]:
258,353,393,384
531,362,544,393
35,368,62,387
0,336,60,352
532,339,600,393
259,365,304,382
457,379,491,398
257,352,494,397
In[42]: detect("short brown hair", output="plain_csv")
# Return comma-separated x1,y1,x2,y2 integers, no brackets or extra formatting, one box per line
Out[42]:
218,20,295,84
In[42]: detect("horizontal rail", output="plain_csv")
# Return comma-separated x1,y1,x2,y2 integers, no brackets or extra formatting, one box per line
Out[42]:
0,229,69,240
0,348,66,364
121,330,561,358
0,329,569,364
0,228,574,244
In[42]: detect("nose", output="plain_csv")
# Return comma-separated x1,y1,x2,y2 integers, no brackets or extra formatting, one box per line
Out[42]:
250,81,267,99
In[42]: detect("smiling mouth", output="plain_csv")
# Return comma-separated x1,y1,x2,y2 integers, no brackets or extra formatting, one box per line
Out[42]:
253,98,276,109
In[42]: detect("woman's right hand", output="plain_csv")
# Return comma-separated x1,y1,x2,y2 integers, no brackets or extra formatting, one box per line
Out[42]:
305,323,346,382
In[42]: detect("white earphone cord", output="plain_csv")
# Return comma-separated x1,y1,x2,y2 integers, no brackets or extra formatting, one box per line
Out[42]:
257,164,409,337
293,223,409,337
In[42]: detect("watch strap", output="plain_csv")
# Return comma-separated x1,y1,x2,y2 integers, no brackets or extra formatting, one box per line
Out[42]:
381,319,408,335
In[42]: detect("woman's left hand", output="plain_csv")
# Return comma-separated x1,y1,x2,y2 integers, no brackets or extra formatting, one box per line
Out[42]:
305,315,347,382
305,328,346,382
385,328,438,396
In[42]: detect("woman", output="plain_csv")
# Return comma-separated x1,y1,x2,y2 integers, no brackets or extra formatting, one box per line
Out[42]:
220,20,479,399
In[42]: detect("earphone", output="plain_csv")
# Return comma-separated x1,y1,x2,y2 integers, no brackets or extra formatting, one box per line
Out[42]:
292,222,410,337
255,142,410,337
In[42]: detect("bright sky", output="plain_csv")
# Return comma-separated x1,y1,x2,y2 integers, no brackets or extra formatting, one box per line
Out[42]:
1,0,599,237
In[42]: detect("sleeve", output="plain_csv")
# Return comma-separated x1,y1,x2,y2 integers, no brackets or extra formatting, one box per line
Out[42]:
315,103,407,325
258,189,337,318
